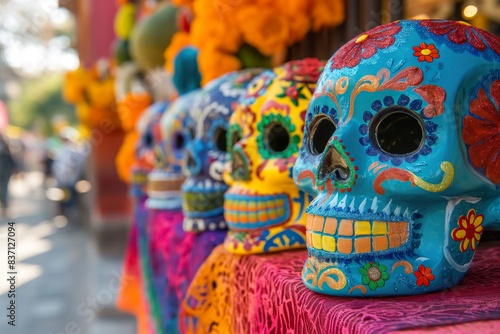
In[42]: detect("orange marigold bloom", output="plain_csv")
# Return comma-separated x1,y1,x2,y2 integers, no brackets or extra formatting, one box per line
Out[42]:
198,45,241,85
287,13,311,44
164,32,192,73
413,42,440,63
117,92,152,132
311,0,345,31
190,19,242,53
451,208,484,253
237,6,289,56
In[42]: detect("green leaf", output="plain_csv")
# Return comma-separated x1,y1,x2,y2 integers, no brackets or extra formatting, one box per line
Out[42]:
379,264,388,272
377,279,385,288
369,281,377,291
362,276,370,285
359,268,367,275
381,272,390,281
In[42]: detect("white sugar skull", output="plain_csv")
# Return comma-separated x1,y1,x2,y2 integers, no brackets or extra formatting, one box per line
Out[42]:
130,101,165,198
182,69,263,232
294,20,500,296
145,90,201,209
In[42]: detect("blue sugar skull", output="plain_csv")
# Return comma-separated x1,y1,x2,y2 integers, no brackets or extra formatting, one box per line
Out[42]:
145,90,201,210
293,20,500,296
182,69,263,232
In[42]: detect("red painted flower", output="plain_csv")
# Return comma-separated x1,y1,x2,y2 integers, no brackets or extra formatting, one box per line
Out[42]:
413,42,440,62
414,265,435,287
331,22,402,69
452,209,484,253
462,80,500,184
283,58,325,83
421,20,500,57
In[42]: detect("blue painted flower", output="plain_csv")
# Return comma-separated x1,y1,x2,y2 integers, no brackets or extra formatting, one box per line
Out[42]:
359,94,438,166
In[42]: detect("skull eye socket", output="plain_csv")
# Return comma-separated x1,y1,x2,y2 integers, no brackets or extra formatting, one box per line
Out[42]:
308,114,336,155
370,107,425,156
213,127,228,152
266,122,290,153
173,131,185,150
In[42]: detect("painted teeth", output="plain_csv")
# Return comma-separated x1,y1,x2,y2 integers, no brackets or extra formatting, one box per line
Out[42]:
224,193,290,230
306,213,409,254
311,194,412,218
183,218,226,232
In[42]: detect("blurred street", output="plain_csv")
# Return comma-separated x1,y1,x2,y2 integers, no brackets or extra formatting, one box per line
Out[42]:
0,171,136,334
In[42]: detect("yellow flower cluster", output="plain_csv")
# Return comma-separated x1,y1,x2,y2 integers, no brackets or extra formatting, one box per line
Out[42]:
165,0,344,85
63,63,121,129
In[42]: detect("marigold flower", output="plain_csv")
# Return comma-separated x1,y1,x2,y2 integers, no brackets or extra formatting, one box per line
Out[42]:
311,0,345,31
237,6,289,56
164,32,192,73
198,45,241,85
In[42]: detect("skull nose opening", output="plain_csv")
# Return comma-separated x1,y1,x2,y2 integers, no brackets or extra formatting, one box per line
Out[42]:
319,145,350,183
231,149,249,181
184,150,199,176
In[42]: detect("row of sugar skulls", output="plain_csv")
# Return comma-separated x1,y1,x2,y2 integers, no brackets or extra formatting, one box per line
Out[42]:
130,21,500,334
134,69,266,333
180,20,500,329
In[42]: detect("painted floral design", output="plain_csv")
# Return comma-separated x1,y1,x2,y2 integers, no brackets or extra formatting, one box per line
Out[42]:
282,58,325,83
359,262,389,291
277,83,308,106
240,71,275,106
420,20,500,57
452,208,484,252
413,42,440,62
414,265,435,287
359,94,438,166
462,80,500,184
331,22,401,69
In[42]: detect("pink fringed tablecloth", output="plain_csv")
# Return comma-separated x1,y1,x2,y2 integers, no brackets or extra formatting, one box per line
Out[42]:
183,241,500,333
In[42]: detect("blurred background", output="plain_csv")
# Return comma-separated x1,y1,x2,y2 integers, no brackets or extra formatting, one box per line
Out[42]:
0,0,499,333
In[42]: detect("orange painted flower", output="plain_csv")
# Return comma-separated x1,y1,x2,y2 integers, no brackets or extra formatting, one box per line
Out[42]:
413,42,440,63
452,209,484,252
414,265,435,287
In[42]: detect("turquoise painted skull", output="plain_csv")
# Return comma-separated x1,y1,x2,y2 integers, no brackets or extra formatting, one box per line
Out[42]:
293,20,500,296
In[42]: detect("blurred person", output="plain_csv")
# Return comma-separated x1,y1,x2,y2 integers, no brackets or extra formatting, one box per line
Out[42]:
0,134,16,217
51,127,88,218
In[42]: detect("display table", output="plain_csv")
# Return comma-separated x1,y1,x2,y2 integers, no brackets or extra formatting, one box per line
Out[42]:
182,241,500,333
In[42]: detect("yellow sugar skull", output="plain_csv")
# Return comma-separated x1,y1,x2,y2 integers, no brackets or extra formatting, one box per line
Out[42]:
224,58,325,254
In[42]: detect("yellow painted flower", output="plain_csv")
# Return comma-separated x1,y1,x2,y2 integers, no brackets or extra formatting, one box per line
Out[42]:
237,6,289,56
452,209,484,252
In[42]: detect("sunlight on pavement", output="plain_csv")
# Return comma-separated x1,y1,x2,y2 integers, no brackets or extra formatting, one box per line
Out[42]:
0,263,43,295
0,219,59,295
